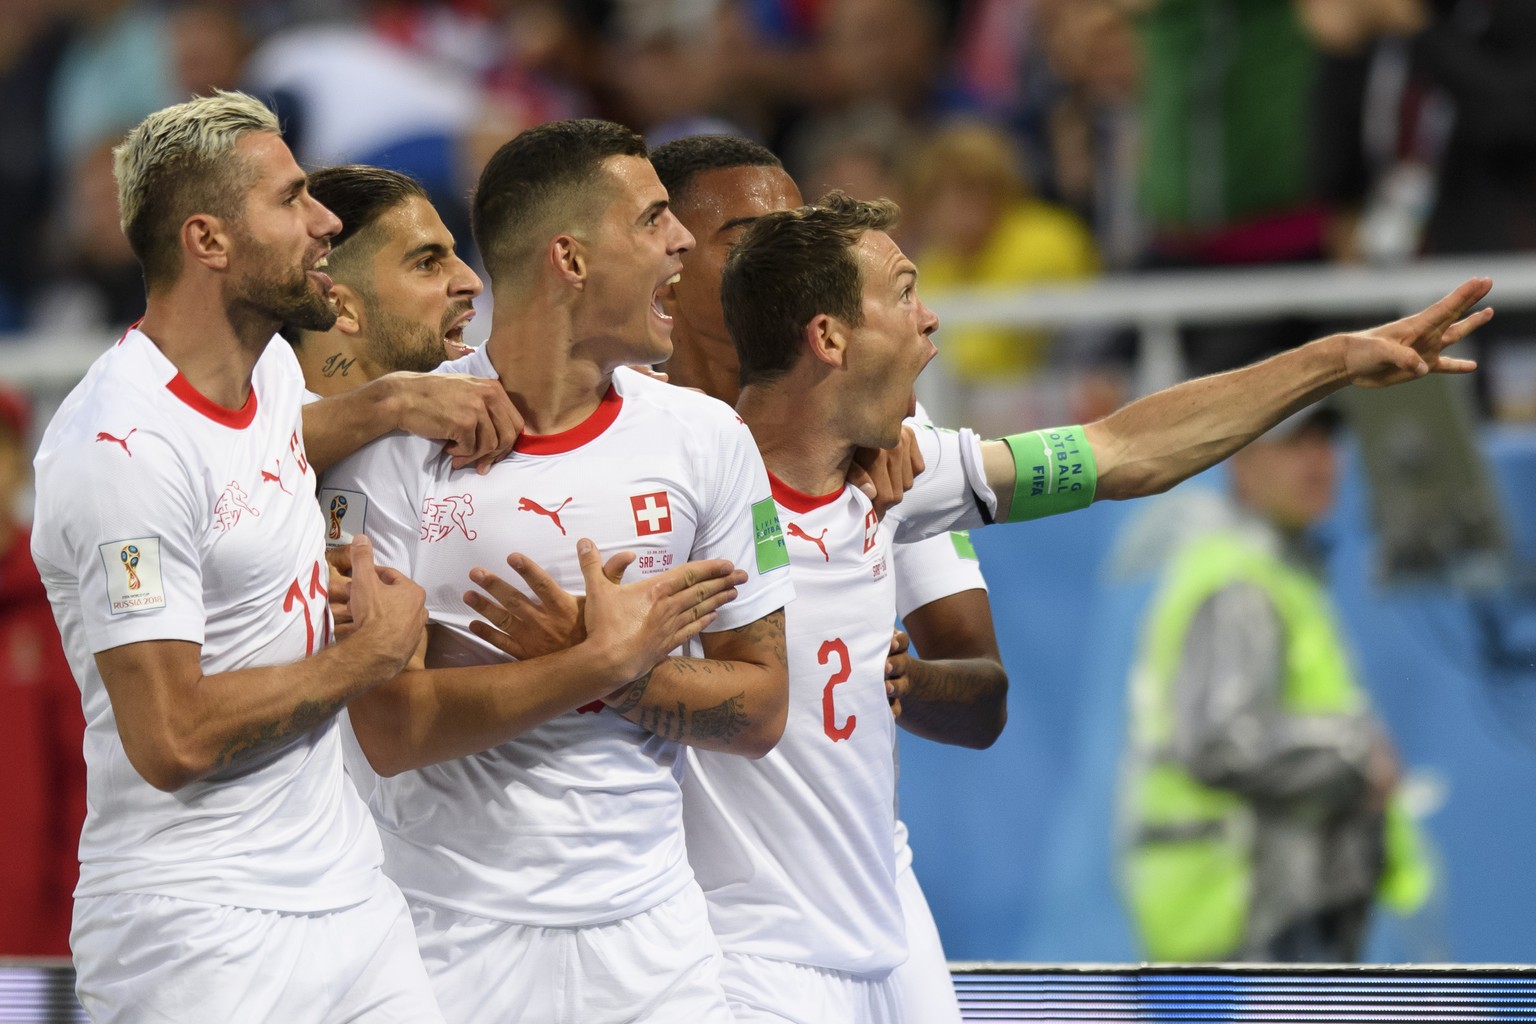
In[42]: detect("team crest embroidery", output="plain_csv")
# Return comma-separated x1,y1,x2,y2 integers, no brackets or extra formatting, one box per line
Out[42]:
861,508,879,553
99,537,166,614
213,481,260,533
631,491,672,536
421,494,478,542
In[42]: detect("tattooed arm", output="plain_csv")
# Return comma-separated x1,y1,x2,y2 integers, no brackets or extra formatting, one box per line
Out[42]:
349,543,747,777
888,590,1008,749
601,608,788,758
93,536,426,792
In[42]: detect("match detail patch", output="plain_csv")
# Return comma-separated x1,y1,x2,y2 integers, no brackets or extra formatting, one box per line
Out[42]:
752,498,790,574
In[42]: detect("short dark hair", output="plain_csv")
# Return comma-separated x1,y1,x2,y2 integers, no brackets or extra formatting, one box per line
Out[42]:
650,135,782,210
723,191,900,388
471,119,647,288
307,164,428,252
281,165,428,344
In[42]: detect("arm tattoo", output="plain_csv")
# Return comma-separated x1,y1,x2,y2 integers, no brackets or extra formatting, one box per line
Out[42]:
211,696,346,773
728,609,787,668
610,668,653,715
639,702,686,742
690,693,749,743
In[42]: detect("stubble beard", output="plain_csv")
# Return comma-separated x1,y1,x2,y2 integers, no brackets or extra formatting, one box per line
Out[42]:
368,304,456,375
234,227,338,334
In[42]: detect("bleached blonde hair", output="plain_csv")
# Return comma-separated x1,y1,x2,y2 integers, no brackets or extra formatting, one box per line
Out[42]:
113,89,281,288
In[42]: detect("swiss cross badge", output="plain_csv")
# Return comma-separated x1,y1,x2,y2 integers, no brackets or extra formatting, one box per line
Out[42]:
631,490,673,536
862,508,879,553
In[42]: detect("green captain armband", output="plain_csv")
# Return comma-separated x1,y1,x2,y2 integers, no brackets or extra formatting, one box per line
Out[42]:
999,426,1098,522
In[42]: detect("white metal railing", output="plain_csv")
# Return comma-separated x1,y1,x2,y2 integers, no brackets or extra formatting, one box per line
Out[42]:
4,255,1535,405
927,253,1536,396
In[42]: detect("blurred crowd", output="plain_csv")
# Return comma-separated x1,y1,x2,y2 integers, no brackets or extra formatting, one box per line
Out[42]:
4,0,1536,421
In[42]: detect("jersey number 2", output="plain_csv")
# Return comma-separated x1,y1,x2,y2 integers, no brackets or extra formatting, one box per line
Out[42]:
819,638,855,741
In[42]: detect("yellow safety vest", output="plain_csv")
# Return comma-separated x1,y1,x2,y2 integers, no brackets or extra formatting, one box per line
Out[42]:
1123,531,1430,960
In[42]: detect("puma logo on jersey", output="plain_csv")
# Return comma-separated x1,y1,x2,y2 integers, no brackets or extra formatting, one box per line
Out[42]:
260,458,292,495
786,523,830,562
95,429,136,456
518,496,572,535
421,494,478,542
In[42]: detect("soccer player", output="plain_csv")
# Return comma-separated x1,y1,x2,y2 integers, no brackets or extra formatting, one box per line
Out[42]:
286,164,482,394
679,191,1490,1022
29,90,447,1023
651,134,1001,1024
321,120,794,1024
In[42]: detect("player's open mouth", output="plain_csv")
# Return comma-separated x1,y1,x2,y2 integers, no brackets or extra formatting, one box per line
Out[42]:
652,272,680,321
444,308,475,346
308,254,333,293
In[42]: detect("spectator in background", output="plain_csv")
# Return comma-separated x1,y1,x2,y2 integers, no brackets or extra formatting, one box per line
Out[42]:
1128,0,1330,375
36,1,252,335
0,1,76,332
0,385,85,957
245,8,487,265
1117,404,1430,962
904,121,1099,383
1412,0,1536,419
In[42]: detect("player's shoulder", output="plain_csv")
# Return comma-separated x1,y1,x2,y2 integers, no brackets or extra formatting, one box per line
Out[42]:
613,366,748,434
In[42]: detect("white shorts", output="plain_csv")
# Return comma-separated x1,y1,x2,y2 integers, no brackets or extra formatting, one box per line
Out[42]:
890,859,962,1024
410,883,734,1024
71,873,443,1024
718,952,902,1024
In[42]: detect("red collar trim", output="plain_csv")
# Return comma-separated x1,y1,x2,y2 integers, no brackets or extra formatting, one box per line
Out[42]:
166,372,259,429
768,471,845,513
514,386,623,455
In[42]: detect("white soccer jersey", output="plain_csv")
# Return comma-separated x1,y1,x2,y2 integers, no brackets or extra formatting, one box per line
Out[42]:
893,403,988,622
321,354,794,927
30,329,380,912
683,425,993,976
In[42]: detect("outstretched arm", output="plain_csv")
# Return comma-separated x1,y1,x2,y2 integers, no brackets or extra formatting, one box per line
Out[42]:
980,278,1492,519
302,372,523,474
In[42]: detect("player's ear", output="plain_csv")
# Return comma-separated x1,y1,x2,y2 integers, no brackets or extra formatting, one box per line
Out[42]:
806,313,847,369
551,235,585,288
182,213,230,271
328,283,363,336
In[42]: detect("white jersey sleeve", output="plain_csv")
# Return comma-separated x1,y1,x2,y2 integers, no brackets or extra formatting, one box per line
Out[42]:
886,423,996,545
893,529,987,620
38,427,208,652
